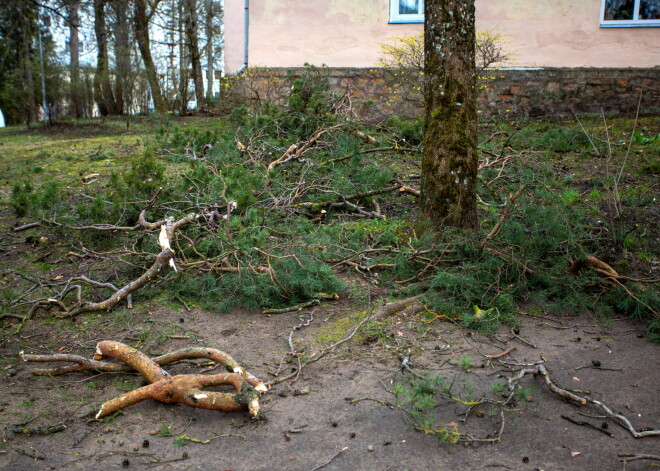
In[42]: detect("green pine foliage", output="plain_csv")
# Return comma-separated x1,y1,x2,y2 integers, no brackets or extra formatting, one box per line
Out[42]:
7,68,657,338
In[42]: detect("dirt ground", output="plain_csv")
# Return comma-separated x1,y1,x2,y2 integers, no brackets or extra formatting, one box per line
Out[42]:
1,299,658,471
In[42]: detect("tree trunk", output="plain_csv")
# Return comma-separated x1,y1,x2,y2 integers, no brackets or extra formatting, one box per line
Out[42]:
419,0,478,230
68,0,82,118
135,0,167,113
109,0,130,115
205,0,214,99
185,0,204,109
21,9,36,125
94,0,116,116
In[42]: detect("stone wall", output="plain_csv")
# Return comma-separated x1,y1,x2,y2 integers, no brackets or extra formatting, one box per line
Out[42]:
229,67,659,122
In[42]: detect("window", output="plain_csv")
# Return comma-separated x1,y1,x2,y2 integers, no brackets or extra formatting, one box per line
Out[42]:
390,0,424,23
601,0,659,26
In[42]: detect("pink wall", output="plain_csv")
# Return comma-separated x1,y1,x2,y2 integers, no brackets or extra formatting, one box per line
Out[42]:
224,0,660,74
225,0,246,76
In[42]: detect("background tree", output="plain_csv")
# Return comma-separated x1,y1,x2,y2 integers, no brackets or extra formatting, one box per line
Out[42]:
94,0,118,115
419,0,478,229
0,1,36,125
21,4,38,124
109,0,131,115
67,0,83,118
204,0,214,99
184,0,204,108
135,0,166,112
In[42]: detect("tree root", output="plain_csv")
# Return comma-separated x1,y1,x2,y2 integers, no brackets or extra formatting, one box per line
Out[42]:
21,341,266,419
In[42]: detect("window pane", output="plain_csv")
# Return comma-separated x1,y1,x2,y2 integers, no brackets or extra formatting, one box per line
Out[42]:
604,0,634,20
399,0,420,15
640,0,659,18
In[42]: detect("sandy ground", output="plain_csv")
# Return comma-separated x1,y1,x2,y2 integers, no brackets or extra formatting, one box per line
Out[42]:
1,302,658,471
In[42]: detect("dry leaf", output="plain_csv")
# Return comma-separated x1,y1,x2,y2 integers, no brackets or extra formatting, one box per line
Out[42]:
396,331,404,336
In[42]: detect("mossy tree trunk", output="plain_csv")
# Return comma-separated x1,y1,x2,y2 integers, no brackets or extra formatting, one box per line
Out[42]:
419,0,478,230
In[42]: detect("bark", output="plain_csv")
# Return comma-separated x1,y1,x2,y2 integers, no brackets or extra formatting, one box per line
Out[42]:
135,0,167,112
93,0,117,115
185,0,205,108
68,0,82,118
419,0,478,229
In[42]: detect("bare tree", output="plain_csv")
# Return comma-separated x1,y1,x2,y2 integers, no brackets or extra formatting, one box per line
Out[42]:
419,0,478,229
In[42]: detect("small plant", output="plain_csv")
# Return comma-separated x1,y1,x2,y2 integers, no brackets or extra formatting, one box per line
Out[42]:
156,424,172,437
458,354,473,371
514,385,536,402
491,379,506,394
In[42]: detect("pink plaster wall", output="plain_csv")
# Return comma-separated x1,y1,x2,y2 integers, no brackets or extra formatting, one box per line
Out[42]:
224,0,660,74
225,0,246,76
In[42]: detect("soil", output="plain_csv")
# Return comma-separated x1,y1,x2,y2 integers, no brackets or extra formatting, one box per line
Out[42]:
1,300,658,471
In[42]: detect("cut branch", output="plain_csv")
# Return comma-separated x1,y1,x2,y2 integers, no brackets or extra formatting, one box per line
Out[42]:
22,342,266,419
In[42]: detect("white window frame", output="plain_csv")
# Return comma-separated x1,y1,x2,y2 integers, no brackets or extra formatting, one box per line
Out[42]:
600,0,660,27
389,0,424,24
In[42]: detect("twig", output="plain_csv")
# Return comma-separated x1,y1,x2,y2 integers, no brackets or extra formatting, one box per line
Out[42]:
310,447,348,471
13,222,41,232
481,186,525,249
618,453,660,465
510,328,537,348
486,346,516,360
561,415,613,437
